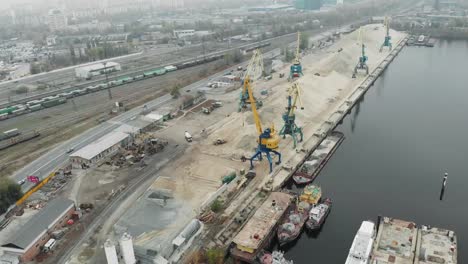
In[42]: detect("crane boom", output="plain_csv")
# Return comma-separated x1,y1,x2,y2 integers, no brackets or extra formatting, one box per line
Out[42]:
289,83,303,116
295,32,301,63
245,79,263,135
239,49,264,111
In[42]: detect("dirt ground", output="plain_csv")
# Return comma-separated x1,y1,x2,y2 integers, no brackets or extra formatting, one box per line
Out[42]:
143,24,405,240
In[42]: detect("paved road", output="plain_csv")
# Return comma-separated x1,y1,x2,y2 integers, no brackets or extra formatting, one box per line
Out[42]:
11,23,356,192
14,94,172,190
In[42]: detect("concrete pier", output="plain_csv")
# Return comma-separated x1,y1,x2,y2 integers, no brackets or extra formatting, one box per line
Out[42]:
269,36,409,190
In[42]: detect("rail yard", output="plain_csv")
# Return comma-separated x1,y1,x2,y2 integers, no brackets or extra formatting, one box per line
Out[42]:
0,3,460,264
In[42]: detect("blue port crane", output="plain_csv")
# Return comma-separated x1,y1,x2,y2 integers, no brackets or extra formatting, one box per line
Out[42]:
353,27,369,78
239,49,264,112
380,16,392,52
244,73,281,173
289,32,303,81
279,82,304,148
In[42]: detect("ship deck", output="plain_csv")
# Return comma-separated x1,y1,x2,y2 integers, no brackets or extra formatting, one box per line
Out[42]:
231,192,292,261
372,217,418,264
414,226,457,264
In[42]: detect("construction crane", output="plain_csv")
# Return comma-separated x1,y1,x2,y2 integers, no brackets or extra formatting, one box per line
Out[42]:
239,49,264,112
353,27,369,78
289,32,303,81
279,82,304,148
380,16,392,52
245,73,281,173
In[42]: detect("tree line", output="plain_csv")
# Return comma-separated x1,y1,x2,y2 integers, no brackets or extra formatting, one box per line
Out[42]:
0,178,23,215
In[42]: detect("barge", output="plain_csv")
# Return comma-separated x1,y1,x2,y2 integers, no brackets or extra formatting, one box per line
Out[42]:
292,131,344,185
230,192,293,263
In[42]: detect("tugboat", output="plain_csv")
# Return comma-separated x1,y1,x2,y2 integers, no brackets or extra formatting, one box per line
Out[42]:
259,250,293,264
305,198,332,230
276,200,311,246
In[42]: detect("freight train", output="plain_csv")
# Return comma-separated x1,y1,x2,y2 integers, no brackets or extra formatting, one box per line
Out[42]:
0,48,256,121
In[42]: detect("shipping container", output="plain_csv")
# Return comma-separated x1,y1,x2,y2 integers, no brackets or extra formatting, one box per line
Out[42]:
42,98,66,108
0,106,18,115
3,128,20,137
164,65,177,72
154,68,167,76
29,104,42,111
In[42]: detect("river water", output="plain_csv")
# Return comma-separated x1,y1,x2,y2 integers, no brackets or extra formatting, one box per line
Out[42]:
274,40,468,263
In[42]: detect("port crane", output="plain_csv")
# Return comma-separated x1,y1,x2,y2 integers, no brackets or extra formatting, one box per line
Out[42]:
289,32,303,81
239,49,264,111
353,27,369,78
380,16,392,52
279,82,304,148
245,72,281,173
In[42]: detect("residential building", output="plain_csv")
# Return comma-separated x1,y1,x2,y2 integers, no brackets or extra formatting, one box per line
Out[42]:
46,9,68,32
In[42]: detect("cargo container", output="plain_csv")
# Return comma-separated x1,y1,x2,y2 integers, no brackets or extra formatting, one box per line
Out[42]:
119,77,133,83
164,65,177,72
42,98,66,108
29,104,42,111
3,128,20,138
154,68,166,76
0,113,8,120
26,100,42,107
0,106,18,115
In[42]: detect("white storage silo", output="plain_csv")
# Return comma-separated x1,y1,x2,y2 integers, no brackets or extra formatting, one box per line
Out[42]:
104,239,119,264
119,232,136,264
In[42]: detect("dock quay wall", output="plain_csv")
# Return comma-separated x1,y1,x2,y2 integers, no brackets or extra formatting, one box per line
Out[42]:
269,37,409,190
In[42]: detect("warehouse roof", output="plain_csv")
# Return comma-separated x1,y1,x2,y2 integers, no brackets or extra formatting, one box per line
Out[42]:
70,131,129,160
1,198,75,251
75,61,119,72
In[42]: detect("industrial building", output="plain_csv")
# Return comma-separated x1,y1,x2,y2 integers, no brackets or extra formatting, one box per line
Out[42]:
0,198,75,262
74,61,121,80
295,0,322,10
69,131,130,169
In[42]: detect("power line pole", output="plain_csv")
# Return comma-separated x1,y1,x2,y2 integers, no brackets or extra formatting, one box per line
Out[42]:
103,61,112,100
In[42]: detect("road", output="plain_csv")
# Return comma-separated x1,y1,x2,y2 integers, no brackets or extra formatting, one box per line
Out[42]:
10,24,355,191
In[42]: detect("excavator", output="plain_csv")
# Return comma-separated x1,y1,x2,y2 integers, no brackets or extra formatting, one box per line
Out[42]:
353,27,369,78
238,49,264,112
245,72,281,173
279,82,304,148
380,16,392,52
289,32,303,81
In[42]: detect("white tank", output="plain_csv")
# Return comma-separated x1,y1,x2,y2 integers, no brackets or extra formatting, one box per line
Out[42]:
104,239,119,264
119,233,136,264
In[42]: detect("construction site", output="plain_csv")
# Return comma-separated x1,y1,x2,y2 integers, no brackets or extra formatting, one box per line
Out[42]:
58,23,409,264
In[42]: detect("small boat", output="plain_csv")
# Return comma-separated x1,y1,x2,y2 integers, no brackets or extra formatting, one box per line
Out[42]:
259,250,293,264
345,221,375,264
305,198,332,230
276,201,311,246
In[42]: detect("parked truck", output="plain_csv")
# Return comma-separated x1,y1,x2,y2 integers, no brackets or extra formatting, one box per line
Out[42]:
184,131,193,142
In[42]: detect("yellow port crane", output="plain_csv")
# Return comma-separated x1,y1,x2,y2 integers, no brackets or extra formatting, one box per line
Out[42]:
239,49,264,111
244,72,281,173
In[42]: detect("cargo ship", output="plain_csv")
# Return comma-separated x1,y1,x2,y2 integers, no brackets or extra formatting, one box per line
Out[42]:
230,192,293,263
258,250,293,264
305,197,332,231
345,221,375,264
276,200,311,246
292,131,344,185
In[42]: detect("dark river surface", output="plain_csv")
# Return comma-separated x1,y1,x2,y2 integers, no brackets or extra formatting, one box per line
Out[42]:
273,40,468,263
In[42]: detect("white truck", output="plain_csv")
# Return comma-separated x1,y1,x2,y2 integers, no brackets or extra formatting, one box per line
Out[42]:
184,131,193,142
